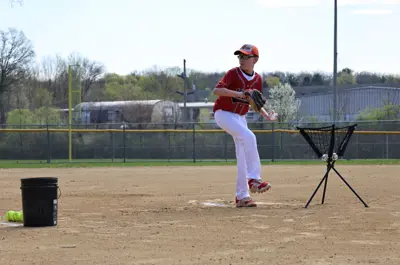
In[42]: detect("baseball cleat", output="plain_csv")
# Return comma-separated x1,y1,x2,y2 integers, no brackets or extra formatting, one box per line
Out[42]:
248,179,271,193
235,197,257,207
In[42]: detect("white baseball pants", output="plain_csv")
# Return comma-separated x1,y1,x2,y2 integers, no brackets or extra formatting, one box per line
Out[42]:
214,109,262,200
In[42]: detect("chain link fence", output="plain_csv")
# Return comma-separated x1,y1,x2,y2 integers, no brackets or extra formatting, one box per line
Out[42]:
0,120,399,163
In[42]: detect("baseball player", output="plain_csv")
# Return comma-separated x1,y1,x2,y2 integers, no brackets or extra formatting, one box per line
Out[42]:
212,44,277,207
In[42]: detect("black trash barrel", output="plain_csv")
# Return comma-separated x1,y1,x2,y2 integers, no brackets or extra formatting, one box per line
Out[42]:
20,177,59,227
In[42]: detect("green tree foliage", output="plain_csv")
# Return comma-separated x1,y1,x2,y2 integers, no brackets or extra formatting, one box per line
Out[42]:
137,67,185,101
32,88,53,108
6,107,62,126
357,104,400,121
265,76,281,88
337,72,356,85
103,73,147,100
6,109,33,126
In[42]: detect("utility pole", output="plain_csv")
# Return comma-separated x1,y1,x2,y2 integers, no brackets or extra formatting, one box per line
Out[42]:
176,59,194,122
333,0,338,123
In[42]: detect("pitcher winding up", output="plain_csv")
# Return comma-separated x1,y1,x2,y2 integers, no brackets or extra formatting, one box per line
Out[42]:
212,44,278,207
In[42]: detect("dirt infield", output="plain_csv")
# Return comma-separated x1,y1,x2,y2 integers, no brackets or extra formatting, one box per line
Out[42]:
0,165,399,265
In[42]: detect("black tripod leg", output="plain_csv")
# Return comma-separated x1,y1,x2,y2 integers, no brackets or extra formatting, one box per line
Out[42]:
331,167,369,208
321,165,330,205
321,162,335,204
305,166,332,208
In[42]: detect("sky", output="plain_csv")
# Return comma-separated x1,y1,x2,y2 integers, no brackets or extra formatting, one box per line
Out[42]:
1,0,400,76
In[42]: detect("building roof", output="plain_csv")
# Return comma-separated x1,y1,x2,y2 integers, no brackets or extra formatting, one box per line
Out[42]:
73,100,171,111
177,102,214,108
296,85,400,97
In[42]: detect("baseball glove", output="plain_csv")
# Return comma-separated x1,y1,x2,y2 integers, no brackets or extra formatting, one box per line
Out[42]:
245,89,266,112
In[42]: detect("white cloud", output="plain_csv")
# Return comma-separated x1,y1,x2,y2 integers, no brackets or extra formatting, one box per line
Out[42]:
256,0,400,8
351,9,393,14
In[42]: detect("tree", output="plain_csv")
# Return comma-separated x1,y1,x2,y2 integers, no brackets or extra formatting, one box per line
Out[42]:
103,73,146,100
270,71,286,83
265,76,280,88
0,28,35,126
341,68,353,75
67,52,105,99
294,72,313,86
33,53,105,107
355,71,384,84
286,73,300,87
337,71,356,85
32,88,53,109
311,72,324,85
384,74,400,84
357,103,400,121
265,83,301,122
138,66,184,101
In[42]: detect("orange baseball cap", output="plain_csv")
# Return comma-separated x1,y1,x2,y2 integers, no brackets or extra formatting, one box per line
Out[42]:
234,44,259,57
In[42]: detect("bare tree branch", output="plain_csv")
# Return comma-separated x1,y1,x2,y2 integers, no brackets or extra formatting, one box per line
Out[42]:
67,52,105,99
0,28,35,126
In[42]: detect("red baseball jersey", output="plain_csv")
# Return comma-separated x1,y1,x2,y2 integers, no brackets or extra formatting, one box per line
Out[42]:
213,67,263,116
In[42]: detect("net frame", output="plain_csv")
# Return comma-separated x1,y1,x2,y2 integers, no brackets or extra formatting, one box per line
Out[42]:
297,124,356,161
296,123,369,208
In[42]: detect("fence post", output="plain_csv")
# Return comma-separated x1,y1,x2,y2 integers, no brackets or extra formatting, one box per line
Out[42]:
168,130,171,162
123,125,126,163
192,123,196,163
356,133,359,160
111,131,115,162
271,122,275,162
46,124,51,164
386,133,389,159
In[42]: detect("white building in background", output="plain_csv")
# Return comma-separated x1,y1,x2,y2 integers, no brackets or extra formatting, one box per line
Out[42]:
57,85,400,127
71,100,182,126
296,85,400,121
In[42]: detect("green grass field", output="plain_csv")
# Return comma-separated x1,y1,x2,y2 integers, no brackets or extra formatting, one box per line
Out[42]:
0,158,399,168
